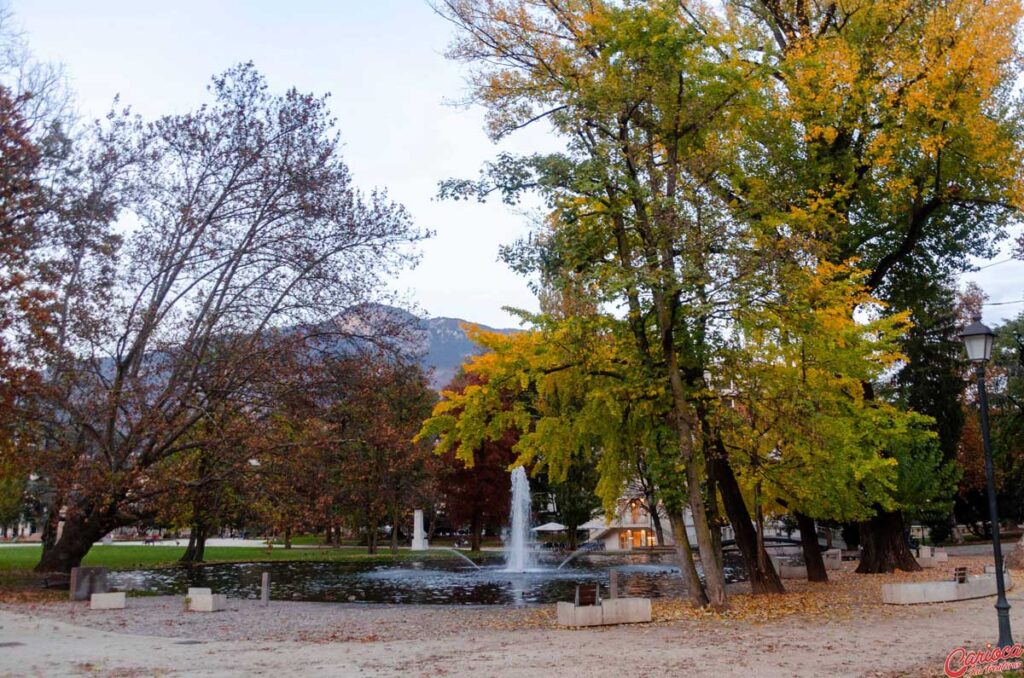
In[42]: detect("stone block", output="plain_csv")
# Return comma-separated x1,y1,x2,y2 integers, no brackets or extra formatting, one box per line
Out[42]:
601,597,652,625
90,592,125,610
823,549,843,571
916,556,938,569
984,564,1008,575
934,550,949,563
70,567,109,601
779,564,808,579
187,587,212,597
556,601,603,627
188,593,227,612
918,545,933,558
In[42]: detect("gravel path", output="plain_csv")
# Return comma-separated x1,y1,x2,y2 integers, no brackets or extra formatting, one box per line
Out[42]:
1,558,1021,677
0,597,536,643
2,592,1022,678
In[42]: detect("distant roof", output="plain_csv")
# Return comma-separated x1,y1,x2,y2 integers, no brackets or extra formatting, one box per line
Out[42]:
531,522,568,532
580,518,611,531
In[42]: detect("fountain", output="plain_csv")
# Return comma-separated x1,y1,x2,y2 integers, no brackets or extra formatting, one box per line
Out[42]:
505,466,534,572
110,467,718,605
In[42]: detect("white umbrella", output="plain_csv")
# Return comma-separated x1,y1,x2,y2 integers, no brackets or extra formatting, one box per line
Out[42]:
531,522,568,532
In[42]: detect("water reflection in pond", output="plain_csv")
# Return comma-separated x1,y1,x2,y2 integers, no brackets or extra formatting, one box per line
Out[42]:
109,552,745,605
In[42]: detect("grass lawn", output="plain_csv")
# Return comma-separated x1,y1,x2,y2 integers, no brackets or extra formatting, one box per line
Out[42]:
0,545,495,573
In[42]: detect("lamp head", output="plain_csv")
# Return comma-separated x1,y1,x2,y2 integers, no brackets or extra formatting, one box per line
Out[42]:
960,316,995,363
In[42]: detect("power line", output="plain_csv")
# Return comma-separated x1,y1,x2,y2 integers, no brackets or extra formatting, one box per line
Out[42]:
984,298,1024,306
976,258,1017,270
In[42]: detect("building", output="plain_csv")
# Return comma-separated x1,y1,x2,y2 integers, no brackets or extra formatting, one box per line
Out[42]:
580,498,695,551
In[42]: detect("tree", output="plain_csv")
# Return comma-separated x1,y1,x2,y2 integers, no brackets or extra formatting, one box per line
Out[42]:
325,356,436,554
419,321,723,606
725,0,1024,572
714,262,943,581
434,371,518,552
31,64,426,573
0,457,26,536
435,0,785,608
0,83,44,483
436,0,1024,580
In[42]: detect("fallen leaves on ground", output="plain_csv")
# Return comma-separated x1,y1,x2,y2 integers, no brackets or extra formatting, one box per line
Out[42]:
652,556,999,627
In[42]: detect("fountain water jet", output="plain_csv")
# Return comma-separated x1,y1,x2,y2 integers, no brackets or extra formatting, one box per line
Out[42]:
435,548,480,570
505,466,534,572
556,542,600,570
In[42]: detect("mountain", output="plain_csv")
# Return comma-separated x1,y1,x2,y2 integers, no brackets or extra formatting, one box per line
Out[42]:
417,315,518,389
315,303,519,389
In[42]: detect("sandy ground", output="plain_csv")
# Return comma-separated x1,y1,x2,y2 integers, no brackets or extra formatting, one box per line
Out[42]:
1,558,1021,677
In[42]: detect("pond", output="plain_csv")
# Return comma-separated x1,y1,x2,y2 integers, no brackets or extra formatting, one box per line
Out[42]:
109,551,746,605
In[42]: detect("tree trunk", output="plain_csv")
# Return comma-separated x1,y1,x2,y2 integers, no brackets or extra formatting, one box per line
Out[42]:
40,499,60,554
1005,533,1024,569
712,453,785,594
685,456,727,609
670,512,709,607
795,512,828,582
367,520,378,555
182,531,197,560
706,467,723,569
856,510,921,573
390,504,399,555
284,525,292,550
651,507,665,546
180,522,208,563
34,513,108,574
470,511,483,552
194,530,206,562
639,481,666,547
567,525,578,551
684,462,724,610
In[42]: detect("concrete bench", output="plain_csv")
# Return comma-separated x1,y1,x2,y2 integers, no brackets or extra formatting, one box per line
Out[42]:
557,598,651,627
882,572,1013,605
90,592,126,610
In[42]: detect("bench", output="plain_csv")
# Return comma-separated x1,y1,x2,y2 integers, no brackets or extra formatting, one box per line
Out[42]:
953,566,968,584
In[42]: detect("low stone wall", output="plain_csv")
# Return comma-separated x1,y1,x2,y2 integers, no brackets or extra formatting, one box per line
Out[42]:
882,573,1013,605
556,598,652,627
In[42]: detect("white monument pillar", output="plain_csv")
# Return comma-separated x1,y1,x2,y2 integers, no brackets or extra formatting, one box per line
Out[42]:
411,509,428,550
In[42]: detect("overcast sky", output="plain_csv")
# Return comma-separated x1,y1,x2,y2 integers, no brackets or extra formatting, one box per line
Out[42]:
8,1,1024,327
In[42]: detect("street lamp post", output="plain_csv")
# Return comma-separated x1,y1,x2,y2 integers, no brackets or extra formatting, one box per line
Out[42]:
960,316,1013,648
